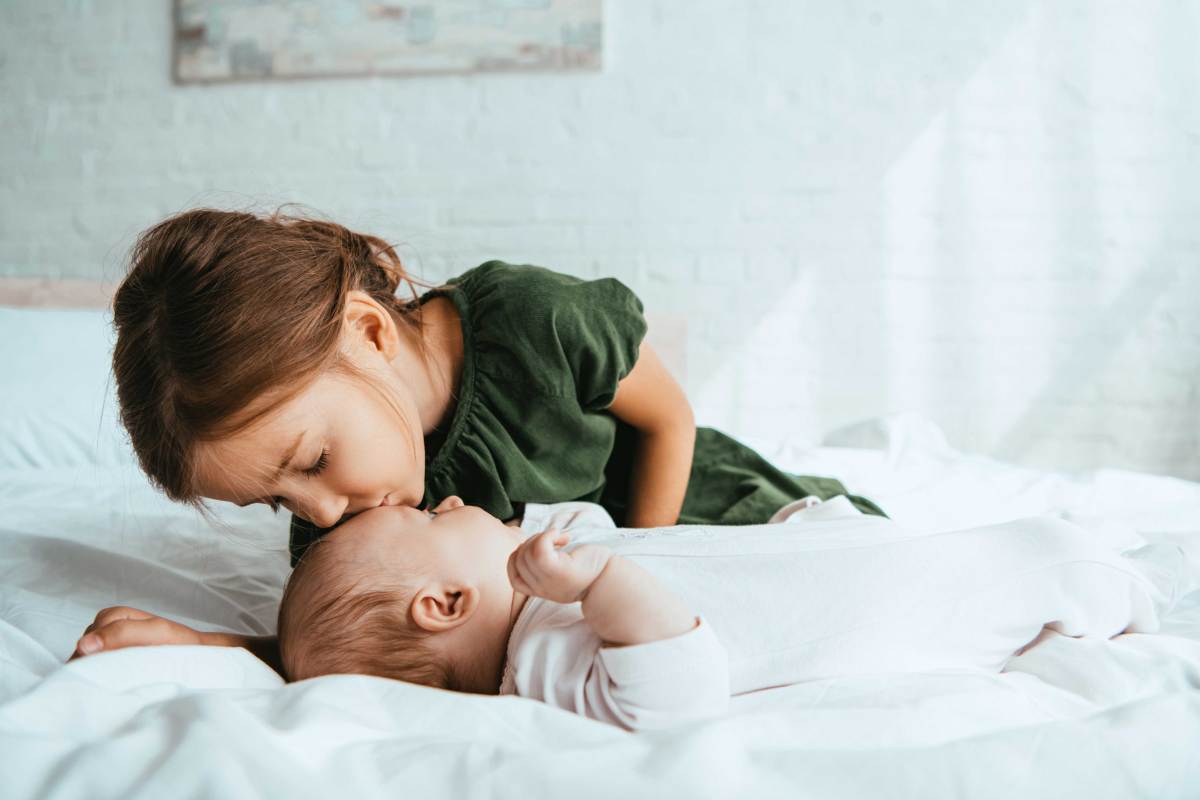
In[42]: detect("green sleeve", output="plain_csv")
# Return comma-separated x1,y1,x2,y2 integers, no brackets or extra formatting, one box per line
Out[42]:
541,272,649,410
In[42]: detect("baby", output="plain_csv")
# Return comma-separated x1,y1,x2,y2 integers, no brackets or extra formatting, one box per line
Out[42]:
278,497,1174,730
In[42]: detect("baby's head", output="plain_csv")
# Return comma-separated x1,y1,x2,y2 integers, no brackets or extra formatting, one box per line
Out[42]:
278,498,526,692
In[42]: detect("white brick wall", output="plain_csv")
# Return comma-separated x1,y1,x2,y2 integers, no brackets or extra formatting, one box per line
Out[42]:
1,1,1198,479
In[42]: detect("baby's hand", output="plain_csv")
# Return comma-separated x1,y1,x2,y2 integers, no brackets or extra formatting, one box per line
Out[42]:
506,530,612,604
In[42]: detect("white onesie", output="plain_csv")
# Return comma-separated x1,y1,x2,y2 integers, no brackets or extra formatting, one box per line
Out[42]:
499,504,1175,730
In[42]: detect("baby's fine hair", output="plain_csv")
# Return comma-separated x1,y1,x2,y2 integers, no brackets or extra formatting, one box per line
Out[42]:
111,207,422,505
277,537,454,689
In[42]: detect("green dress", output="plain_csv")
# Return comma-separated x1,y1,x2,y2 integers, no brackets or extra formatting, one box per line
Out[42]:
289,261,884,564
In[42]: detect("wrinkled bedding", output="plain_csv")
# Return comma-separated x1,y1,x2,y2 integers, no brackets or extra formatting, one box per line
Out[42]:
2,415,1199,799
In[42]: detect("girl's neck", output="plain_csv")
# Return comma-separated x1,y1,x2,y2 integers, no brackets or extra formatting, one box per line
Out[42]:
394,296,463,435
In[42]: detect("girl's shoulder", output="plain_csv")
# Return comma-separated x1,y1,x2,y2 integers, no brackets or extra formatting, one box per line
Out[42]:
448,259,632,302
439,260,647,403
444,260,644,340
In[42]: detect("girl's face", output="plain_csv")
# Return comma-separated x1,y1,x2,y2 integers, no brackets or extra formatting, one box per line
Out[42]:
190,368,426,529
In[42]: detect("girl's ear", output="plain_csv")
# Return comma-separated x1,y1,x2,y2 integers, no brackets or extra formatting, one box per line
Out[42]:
410,583,480,633
341,290,400,361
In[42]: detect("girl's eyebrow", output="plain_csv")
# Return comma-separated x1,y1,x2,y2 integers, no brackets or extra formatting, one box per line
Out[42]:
272,431,307,481
232,431,309,507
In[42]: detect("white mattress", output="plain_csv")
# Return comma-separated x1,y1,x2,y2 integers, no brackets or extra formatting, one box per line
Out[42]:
0,308,1198,798
1,414,1198,799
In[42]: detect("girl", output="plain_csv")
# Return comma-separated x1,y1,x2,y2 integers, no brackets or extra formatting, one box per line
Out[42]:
72,208,884,671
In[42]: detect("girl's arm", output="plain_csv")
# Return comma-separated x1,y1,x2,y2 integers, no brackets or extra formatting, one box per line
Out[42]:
607,342,696,527
72,606,284,676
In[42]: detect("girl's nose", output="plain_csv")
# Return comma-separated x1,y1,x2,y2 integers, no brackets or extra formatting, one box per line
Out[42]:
430,495,465,513
308,495,349,529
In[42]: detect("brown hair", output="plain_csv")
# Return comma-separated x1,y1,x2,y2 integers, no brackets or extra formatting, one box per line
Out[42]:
111,207,421,505
277,537,453,688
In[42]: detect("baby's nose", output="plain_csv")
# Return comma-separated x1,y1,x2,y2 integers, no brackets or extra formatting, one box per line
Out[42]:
431,495,465,513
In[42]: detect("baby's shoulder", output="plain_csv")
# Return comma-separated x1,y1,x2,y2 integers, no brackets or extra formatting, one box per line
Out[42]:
520,501,617,536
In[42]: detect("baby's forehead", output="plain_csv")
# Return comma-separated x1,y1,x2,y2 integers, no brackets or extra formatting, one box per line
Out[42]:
319,510,425,572
321,520,393,564
293,533,395,610
343,505,426,535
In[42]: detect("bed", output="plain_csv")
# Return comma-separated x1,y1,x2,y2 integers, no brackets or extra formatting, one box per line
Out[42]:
1,304,1199,799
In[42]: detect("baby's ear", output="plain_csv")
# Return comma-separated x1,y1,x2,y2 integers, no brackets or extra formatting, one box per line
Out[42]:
410,583,479,633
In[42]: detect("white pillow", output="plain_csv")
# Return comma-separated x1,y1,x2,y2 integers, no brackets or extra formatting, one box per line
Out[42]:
0,306,134,468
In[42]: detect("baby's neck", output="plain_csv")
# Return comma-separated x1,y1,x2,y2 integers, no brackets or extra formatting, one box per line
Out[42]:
448,585,529,695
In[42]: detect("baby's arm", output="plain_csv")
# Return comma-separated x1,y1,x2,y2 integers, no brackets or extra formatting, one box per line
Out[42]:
507,531,728,729
507,531,695,646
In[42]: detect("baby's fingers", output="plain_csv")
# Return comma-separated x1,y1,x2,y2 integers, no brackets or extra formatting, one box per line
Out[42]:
506,550,534,595
517,543,553,589
530,529,567,568
509,545,547,595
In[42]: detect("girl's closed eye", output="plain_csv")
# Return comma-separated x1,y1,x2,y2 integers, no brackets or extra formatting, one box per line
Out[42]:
303,448,329,478
260,449,327,514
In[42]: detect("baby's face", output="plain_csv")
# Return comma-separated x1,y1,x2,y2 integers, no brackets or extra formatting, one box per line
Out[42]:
280,499,527,689
324,501,524,588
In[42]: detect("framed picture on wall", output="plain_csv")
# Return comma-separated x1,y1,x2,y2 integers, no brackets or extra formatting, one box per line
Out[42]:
173,0,603,83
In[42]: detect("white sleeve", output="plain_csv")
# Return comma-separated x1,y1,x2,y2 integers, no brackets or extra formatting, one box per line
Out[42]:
505,603,730,730
583,617,730,730
768,494,864,524
520,501,617,536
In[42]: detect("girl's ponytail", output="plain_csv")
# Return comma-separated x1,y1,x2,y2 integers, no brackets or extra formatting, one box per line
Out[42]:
271,215,417,313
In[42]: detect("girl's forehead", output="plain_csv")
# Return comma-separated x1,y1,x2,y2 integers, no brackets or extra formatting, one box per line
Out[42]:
191,411,309,496
203,412,301,460
190,444,275,499
239,378,328,427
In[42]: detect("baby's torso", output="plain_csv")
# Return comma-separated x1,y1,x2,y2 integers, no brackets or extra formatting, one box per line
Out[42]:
501,511,1155,700
503,513,916,698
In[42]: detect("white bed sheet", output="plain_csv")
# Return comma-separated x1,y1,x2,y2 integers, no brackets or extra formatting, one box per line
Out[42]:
2,415,1199,800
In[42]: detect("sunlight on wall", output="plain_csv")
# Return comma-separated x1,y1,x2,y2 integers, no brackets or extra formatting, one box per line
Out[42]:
3,1,1197,477
693,3,1198,477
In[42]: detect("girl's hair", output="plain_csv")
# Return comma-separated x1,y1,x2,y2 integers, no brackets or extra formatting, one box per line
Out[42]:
111,207,420,505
